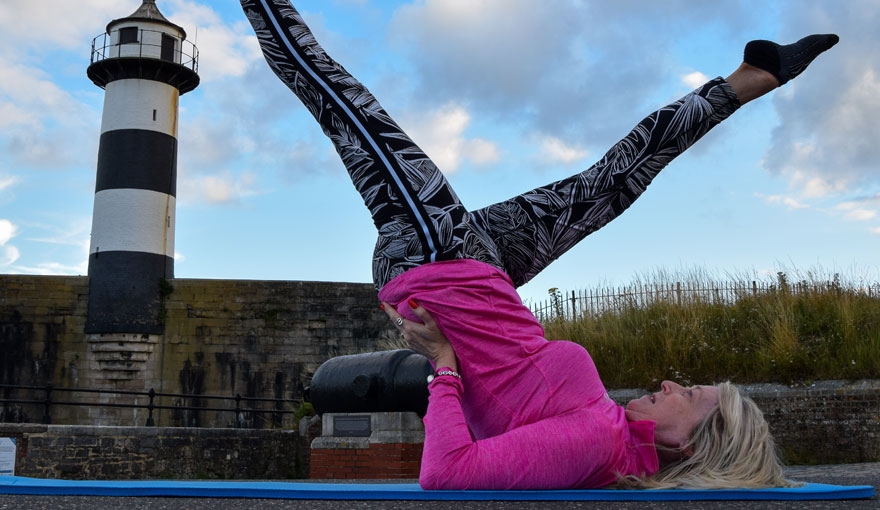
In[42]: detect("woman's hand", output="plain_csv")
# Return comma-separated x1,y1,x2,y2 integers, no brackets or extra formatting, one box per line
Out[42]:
382,300,458,371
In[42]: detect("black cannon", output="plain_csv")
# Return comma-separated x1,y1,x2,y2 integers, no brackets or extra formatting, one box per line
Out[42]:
305,350,432,415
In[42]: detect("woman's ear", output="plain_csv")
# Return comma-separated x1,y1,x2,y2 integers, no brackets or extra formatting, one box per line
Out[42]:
680,444,695,458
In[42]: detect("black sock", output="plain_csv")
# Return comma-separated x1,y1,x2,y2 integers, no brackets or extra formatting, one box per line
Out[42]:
744,34,839,85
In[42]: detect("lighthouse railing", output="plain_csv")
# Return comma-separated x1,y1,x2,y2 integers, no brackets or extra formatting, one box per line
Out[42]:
90,29,199,73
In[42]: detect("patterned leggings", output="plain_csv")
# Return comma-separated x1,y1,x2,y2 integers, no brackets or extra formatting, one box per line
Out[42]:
242,0,741,290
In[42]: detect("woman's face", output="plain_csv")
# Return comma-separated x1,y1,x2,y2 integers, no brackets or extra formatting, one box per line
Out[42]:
625,381,719,451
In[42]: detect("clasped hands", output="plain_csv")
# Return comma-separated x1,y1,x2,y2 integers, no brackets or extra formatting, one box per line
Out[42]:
381,300,458,372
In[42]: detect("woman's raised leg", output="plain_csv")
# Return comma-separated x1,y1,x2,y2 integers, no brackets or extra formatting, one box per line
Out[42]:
470,78,740,287
472,35,837,288
240,0,502,289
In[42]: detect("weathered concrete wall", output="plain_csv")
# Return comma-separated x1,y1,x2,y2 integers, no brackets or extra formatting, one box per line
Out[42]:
0,276,88,393
0,423,316,480
1,275,398,427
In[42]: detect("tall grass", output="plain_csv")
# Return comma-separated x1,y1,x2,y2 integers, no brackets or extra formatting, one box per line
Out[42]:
541,269,880,389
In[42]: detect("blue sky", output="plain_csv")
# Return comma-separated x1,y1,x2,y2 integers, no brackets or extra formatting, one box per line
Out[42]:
1,0,878,306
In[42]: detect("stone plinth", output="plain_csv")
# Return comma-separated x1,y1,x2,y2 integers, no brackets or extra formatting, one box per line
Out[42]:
310,412,424,479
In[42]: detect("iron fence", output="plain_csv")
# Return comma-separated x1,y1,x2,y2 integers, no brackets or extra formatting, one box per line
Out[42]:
530,279,880,322
0,383,300,428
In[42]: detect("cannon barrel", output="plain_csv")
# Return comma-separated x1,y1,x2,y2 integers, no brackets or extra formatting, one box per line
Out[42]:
306,350,432,415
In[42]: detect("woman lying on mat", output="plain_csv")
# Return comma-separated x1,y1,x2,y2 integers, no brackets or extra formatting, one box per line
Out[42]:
241,0,837,490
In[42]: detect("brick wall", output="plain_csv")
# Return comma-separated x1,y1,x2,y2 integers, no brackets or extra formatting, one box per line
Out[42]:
310,443,423,479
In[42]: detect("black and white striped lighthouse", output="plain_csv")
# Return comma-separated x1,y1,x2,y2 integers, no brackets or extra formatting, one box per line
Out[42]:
85,0,199,334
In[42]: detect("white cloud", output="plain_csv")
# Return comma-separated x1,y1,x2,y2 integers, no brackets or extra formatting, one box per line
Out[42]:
763,4,880,198
786,167,843,199
465,139,501,166
682,71,710,89
0,0,120,52
387,0,597,132
836,202,877,221
540,136,589,165
387,0,762,148
0,176,18,192
398,103,499,174
180,171,259,204
162,0,261,82
756,193,810,210
4,216,92,274
0,57,78,121
0,54,99,169
0,219,16,245
872,227,880,237
0,100,40,131
0,219,18,267
1,245,20,266
10,261,87,276
845,209,877,221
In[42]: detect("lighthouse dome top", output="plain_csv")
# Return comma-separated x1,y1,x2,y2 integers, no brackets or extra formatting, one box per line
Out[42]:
106,0,187,40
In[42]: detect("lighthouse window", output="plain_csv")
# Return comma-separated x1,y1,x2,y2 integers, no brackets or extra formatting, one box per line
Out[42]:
119,27,138,45
161,34,176,62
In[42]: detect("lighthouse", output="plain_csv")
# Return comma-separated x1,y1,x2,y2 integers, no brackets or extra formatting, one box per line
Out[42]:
85,0,199,334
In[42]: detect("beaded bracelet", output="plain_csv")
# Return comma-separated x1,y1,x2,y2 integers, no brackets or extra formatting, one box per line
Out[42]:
427,368,461,383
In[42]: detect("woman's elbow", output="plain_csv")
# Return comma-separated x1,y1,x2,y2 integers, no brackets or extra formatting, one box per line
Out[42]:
419,468,446,490
419,466,465,490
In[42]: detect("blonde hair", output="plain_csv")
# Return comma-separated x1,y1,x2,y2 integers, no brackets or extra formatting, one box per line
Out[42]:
623,382,796,489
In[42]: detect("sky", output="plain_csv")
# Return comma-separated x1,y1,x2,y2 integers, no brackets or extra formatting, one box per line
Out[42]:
1,0,879,307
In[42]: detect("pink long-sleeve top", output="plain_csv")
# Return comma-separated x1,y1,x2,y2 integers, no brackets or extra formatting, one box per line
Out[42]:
378,259,659,490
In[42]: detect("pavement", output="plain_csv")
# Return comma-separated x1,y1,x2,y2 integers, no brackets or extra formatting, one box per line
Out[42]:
0,463,877,510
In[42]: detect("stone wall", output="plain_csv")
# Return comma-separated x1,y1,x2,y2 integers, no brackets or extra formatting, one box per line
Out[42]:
747,380,880,465
609,380,880,466
1,422,315,480
0,275,398,427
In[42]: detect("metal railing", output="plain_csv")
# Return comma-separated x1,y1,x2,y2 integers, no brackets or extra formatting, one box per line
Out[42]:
0,383,299,428
90,28,199,72
530,279,880,322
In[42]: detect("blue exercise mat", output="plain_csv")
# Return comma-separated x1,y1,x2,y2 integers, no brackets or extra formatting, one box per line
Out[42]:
0,477,874,501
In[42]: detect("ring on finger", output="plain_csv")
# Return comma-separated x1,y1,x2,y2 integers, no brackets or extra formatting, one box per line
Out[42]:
396,317,404,326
